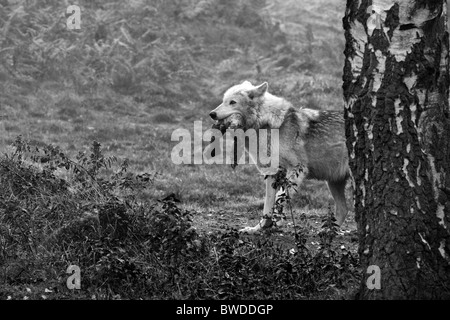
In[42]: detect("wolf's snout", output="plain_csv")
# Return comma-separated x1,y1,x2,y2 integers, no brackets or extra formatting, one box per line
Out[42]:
209,111,218,120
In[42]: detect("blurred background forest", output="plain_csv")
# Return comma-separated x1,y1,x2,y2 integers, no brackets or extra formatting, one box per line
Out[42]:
0,0,360,300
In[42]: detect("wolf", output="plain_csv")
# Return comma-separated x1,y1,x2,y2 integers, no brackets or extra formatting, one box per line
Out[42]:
209,81,351,234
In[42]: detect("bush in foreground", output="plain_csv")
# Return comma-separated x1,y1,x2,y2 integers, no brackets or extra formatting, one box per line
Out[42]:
0,137,359,299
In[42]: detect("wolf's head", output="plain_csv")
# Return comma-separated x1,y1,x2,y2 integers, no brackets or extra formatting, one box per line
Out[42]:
209,81,268,126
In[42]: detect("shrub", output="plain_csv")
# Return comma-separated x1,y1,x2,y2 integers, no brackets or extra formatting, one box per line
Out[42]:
0,138,360,300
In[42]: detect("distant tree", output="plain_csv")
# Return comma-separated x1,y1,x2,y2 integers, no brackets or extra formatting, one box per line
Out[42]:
343,0,450,299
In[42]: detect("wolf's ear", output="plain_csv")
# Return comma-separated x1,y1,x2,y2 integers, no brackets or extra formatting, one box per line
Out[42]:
247,82,268,99
242,80,253,86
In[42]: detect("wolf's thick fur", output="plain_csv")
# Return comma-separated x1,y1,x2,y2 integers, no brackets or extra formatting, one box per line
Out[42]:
210,81,350,234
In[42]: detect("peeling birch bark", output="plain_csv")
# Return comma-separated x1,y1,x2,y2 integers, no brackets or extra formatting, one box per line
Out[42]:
343,0,450,299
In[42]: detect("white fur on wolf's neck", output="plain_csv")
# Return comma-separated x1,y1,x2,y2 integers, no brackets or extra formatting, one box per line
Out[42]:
250,91,293,130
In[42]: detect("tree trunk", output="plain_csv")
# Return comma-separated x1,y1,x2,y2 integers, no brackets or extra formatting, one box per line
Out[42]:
343,0,450,299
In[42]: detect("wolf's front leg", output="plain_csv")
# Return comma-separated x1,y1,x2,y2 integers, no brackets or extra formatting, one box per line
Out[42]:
327,179,349,226
239,175,278,234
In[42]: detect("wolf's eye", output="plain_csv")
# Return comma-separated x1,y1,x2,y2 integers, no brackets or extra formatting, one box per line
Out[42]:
230,100,236,105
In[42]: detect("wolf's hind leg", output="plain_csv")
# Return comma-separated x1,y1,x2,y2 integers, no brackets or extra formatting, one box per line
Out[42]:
239,175,278,234
327,179,348,226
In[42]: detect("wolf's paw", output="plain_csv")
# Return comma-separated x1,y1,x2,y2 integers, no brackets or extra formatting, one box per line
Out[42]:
238,218,276,234
239,225,263,234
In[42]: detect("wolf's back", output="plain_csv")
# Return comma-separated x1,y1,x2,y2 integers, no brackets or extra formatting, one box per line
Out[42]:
304,110,345,141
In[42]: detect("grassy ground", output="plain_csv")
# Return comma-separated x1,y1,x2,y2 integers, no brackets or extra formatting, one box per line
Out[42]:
0,0,360,299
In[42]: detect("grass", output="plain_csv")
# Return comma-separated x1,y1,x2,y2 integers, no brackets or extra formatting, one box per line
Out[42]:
0,0,360,300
